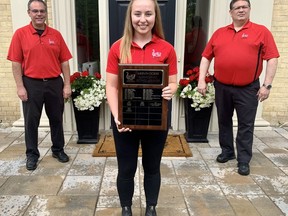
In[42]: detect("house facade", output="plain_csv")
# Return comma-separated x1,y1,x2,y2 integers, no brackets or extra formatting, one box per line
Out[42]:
0,0,287,132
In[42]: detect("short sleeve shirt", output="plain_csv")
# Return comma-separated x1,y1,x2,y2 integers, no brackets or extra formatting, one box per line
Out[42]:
7,22,72,79
106,35,177,76
202,20,279,86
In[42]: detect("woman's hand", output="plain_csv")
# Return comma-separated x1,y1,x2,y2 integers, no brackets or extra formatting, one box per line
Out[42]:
114,117,132,132
162,85,174,100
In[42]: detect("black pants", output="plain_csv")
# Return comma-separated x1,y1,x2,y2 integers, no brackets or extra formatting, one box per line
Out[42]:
22,76,65,160
214,79,259,163
112,122,168,207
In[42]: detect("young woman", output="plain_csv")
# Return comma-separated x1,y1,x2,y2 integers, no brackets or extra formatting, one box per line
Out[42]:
106,0,177,215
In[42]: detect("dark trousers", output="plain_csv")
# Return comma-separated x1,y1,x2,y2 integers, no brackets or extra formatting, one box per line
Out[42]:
22,76,65,159
112,122,168,207
214,79,259,163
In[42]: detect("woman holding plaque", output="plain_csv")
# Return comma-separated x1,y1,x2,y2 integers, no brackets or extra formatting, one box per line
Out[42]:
106,0,177,215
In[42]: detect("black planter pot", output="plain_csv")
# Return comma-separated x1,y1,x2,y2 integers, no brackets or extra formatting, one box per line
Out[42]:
184,99,213,143
72,104,100,144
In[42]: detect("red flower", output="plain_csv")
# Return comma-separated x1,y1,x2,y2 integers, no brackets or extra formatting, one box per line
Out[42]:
179,79,190,86
94,72,101,79
70,72,81,83
177,66,214,96
186,69,193,76
205,75,214,83
82,70,89,77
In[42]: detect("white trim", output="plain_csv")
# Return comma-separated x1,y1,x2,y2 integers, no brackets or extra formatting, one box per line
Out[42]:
99,0,111,130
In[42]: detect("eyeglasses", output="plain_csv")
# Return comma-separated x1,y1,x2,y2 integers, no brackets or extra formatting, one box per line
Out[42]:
232,5,250,11
30,9,46,14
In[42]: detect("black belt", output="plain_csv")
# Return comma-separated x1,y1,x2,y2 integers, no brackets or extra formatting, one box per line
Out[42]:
23,76,60,81
214,77,259,87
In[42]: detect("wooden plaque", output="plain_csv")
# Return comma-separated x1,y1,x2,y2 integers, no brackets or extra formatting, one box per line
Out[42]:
118,64,169,130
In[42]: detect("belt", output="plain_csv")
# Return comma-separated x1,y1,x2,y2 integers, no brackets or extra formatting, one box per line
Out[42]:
23,76,60,81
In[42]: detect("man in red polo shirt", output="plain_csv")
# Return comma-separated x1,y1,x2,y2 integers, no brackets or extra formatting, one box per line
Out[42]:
197,0,279,175
7,0,72,170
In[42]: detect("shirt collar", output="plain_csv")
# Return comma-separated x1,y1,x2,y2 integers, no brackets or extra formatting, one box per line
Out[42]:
131,34,160,48
228,19,251,30
29,21,48,35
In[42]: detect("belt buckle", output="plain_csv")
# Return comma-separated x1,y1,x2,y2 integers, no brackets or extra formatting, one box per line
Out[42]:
43,78,48,81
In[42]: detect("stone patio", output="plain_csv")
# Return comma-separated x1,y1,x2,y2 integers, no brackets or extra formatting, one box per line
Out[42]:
0,127,287,216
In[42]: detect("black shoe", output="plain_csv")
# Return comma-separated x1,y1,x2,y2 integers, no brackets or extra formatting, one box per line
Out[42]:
145,206,157,216
238,162,250,176
52,151,69,163
26,158,38,170
216,153,236,163
122,206,132,216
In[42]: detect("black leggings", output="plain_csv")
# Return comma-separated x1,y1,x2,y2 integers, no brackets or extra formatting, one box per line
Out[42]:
112,122,168,207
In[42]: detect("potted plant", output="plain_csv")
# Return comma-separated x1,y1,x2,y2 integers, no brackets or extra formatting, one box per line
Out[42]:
69,70,106,144
177,66,215,142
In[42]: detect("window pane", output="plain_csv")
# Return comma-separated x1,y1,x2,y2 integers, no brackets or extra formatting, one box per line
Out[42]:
184,0,210,76
75,0,100,74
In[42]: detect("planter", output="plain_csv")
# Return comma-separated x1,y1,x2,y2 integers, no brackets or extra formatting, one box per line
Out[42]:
72,103,100,144
184,99,213,143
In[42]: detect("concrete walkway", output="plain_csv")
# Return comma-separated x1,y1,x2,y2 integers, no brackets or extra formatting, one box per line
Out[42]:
0,127,287,216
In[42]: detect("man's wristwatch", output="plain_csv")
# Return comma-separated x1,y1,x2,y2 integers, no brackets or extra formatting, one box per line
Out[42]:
263,83,272,90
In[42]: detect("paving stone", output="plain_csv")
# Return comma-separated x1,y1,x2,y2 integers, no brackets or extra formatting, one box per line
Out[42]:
95,207,141,216
0,176,64,195
0,177,8,187
264,153,288,167
248,195,285,216
24,195,97,216
0,195,32,216
227,195,261,216
59,176,101,195
259,137,288,149
182,184,235,216
254,130,283,138
250,151,279,167
279,167,288,175
97,195,140,208
31,154,73,176
253,175,288,196
270,196,288,215
157,184,186,208
68,154,105,176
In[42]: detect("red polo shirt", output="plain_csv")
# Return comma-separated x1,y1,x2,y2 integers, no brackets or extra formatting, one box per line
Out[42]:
202,20,279,86
7,22,72,79
106,35,177,75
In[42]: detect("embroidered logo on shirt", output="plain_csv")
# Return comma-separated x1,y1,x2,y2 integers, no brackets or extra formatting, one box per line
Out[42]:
152,49,162,58
49,39,55,45
241,33,248,39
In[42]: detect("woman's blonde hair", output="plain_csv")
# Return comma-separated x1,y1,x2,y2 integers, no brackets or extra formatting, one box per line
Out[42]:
120,0,165,63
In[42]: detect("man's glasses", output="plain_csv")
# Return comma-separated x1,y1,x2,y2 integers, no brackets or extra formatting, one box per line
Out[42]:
30,9,46,14
232,5,250,11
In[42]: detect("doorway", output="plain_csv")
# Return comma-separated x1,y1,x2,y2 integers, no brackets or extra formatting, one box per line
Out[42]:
108,0,176,46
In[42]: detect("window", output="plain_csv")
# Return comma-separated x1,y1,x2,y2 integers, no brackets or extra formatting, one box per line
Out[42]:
75,0,100,74
183,0,210,76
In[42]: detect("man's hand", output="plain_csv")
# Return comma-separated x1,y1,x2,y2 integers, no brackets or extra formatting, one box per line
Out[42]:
197,80,207,96
17,86,28,101
63,84,72,99
257,86,270,102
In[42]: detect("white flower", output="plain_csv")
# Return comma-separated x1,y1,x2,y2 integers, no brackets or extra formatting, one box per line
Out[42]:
70,71,106,111
179,82,215,111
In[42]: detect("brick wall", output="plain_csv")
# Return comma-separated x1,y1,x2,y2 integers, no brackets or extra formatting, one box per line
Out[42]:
262,0,288,126
0,0,52,127
0,0,19,126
